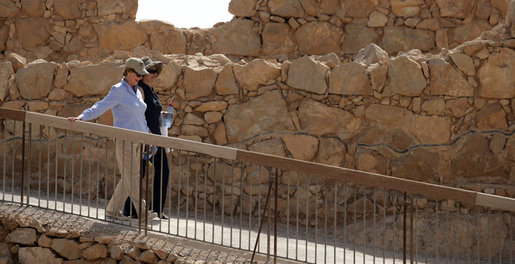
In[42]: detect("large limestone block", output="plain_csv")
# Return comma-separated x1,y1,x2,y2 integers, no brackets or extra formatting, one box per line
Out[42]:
295,22,343,55
356,149,389,174
317,137,346,166
21,0,45,16
409,115,451,144
6,228,36,245
248,138,286,157
18,247,63,264
261,23,296,57
0,1,20,17
225,90,294,143
268,0,305,17
299,0,340,16
15,60,57,99
383,27,435,54
183,66,217,100
507,0,515,38
282,134,319,161
97,0,138,18
53,0,81,19
390,0,424,17
15,17,50,49
452,134,507,180
341,0,380,18
448,21,491,47
82,243,108,260
0,25,7,52
0,62,13,101
366,104,412,128
436,0,475,18
154,61,181,92
215,64,239,95
478,48,515,99
476,104,508,130
229,0,257,17
353,43,389,66
287,56,329,95
368,11,388,27
328,62,372,95
52,238,81,260
341,22,379,54
449,53,475,76
391,148,441,182
150,28,187,54
64,62,122,97
383,55,426,96
298,99,360,137
233,59,281,91
208,19,261,57
428,58,474,97
94,21,147,52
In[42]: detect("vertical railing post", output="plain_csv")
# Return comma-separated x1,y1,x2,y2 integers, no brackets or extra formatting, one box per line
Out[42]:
144,145,150,235
403,192,407,264
250,169,275,264
21,120,26,205
138,144,143,234
274,168,278,264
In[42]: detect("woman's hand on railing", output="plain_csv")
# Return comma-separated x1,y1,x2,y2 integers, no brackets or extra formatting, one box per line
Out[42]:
67,116,82,122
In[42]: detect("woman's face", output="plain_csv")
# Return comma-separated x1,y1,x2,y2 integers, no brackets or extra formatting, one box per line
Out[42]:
142,66,158,85
126,69,143,87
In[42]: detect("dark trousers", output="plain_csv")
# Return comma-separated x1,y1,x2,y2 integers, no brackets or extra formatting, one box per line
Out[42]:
123,146,169,216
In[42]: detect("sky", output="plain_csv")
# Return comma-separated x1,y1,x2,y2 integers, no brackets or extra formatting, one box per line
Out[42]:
136,0,233,29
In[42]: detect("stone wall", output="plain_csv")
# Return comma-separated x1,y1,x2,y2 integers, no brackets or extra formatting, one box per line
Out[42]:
0,0,512,63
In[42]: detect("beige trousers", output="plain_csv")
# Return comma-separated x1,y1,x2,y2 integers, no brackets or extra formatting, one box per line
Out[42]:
106,140,146,214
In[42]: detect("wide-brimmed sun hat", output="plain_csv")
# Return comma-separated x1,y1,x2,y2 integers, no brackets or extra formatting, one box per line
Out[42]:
124,57,149,76
141,57,163,76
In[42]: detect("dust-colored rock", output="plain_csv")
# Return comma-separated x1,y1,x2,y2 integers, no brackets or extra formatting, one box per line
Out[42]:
233,59,281,91
298,99,360,137
449,53,475,76
478,48,515,99
53,0,81,19
328,62,372,95
262,22,296,57
183,66,217,100
0,62,13,101
282,134,319,160
15,17,50,49
368,11,388,27
287,56,329,94
268,0,305,17
215,64,239,95
207,19,261,57
383,55,426,96
149,27,187,54
63,62,122,97
51,238,81,260
295,22,343,55
82,243,108,260
195,101,228,112
436,0,475,18
382,27,435,54
97,0,138,17
341,22,379,54
421,98,445,115
229,0,257,17
476,104,508,130
390,0,425,17
94,21,147,52
0,1,20,17
342,0,379,18
18,247,62,264
428,58,474,97
15,60,57,99
6,228,36,245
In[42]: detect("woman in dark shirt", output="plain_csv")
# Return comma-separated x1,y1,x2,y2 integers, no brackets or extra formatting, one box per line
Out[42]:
123,57,170,219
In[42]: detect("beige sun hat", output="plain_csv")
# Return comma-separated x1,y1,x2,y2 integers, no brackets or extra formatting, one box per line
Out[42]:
141,57,163,75
124,57,149,75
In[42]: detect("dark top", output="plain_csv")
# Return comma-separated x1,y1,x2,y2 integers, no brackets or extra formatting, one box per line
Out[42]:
138,80,162,135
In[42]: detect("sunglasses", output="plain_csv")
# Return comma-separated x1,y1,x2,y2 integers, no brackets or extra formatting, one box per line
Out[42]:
147,69,158,75
129,69,143,78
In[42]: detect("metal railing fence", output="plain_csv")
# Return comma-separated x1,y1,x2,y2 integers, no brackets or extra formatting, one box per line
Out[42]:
1,108,514,264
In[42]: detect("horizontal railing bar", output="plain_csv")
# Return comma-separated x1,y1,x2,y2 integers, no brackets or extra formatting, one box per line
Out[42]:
1,107,514,213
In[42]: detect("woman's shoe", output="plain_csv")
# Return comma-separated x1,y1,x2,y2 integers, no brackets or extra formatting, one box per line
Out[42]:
159,213,169,220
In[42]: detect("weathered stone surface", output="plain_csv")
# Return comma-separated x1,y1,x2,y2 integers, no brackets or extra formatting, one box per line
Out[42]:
262,23,296,57
150,28,186,54
18,247,62,264
53,0,81,19
207,161,243,183
225,90,294,143
5,52,26,73
51,238,81,260
215,64,239,95
195,101,228,112
94,21,147,52
282,134,318,160
137,250,158,264
421,98,445,115
82,243,108,260
183,113,205,126
233,59,281,91
0,1,20,17
38,234,53,248
390,0,424,17
446,98,469,117
452,134,507,181
0,25,8,52
183,66,217,100
204,111,223,123
341,0,379,18
214,123,228,145
154,62,181,92
341,22,379,54
353,43,388,66
328,62,372,95
383,55,426,96
269,0,305,17
369,64,388,92
15,17,50,49
248,138,286,157
6,228,36,245
368,11,388,28
15,60,57,99
299,0,340,16
295,22,343,55
0,62,13,101
448,21,491,46
383,27,435,54
449,53,475,76
287,56,329,94
63,62,122,97
435,0,474,18
316,137,346,166
428,58,474,97
229,0,257,17
21,0,45,16
366,104,412,128
356,149,389,174
110,244,124,260
391,148,441,182
476,104,508,130
97,0,138,17
208,19,260,57
410,114,451,144
416,18,440,31
507,0,515,38
478,48,515,99
298,99,360,137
